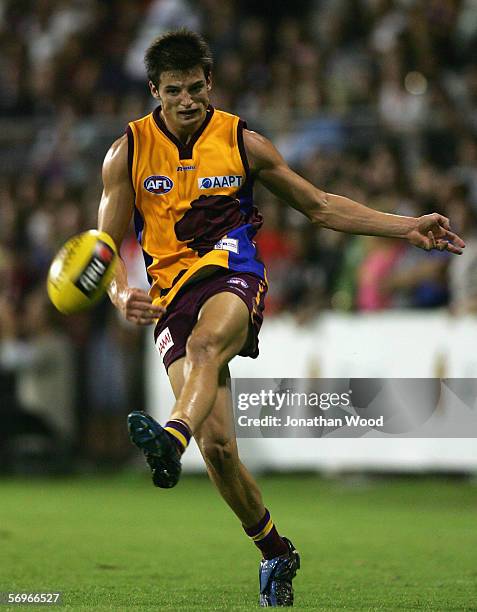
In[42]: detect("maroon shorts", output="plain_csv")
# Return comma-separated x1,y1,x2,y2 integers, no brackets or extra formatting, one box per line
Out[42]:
154,270,267,371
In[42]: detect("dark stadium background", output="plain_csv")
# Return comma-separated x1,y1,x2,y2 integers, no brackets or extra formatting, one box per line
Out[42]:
1,2,477,609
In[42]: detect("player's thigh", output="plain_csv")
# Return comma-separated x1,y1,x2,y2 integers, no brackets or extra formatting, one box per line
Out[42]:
186,291,251,366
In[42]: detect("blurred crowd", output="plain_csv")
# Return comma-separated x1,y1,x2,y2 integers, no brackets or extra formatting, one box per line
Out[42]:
1,0,477,469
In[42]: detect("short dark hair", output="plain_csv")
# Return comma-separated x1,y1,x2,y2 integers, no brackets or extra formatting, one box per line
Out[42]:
145,30,213,86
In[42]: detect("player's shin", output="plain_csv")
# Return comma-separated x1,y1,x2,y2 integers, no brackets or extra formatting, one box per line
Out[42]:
169,361,221,433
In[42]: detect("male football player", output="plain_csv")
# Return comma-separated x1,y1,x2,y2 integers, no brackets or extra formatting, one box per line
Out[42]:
98,30,464,607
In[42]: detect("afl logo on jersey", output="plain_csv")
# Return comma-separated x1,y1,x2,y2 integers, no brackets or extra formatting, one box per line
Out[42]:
144,175,174,195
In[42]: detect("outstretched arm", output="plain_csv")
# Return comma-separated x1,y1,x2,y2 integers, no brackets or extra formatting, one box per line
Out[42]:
98,135,165,324
244,130,465,255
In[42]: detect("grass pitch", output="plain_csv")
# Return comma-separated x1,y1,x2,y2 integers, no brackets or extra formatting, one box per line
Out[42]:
0,473,476,611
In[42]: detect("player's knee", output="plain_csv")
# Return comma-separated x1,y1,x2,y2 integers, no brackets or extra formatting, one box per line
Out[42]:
200,436,237,475
186,329,224,366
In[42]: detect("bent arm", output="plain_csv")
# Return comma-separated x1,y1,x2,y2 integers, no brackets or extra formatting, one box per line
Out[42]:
98,135,164,323
98,135,133,306
244,130,465,254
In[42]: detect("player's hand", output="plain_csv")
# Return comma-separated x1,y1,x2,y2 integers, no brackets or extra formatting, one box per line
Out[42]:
407,213,466,255
116,287,165,325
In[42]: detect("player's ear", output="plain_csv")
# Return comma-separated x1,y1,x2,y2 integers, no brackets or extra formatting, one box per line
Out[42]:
149,80,160,100
206,73,212,91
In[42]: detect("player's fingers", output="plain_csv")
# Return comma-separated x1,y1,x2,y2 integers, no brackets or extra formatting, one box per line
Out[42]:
443,229,466,248
427,231,436,250
128,291,153,304
127,308,160,321
128,300,165,315
136,317,156,326
126,304,159,317
126,291,165,313
127,313,157,326
438,240,464,255
126,315,158,325
129,287,163,302
435,214,450,230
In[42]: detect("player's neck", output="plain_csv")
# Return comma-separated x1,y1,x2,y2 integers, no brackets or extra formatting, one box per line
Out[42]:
160,110,207,145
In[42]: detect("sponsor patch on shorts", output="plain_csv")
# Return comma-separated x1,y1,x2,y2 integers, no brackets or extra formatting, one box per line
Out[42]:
214,238,239,254
227,277,249,289
156,326,174,358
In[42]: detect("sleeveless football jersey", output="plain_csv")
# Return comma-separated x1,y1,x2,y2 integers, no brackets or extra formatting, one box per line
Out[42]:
127,105,265,308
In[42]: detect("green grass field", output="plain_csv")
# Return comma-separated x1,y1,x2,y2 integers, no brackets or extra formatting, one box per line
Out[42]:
1,473,476,611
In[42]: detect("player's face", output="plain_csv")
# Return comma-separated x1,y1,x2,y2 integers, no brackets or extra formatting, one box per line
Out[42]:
151,66,211,134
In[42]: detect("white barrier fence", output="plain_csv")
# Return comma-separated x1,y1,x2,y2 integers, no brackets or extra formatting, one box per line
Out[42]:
146,312,477,472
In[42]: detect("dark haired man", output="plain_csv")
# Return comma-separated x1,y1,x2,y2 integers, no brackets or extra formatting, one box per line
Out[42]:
98,30,464,607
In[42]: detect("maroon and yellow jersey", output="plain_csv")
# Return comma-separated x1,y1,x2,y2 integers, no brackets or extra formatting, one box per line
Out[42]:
127,105,265,308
